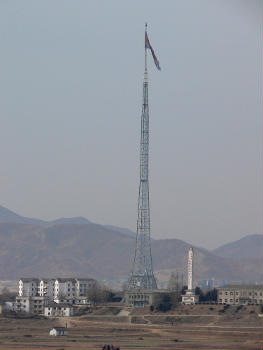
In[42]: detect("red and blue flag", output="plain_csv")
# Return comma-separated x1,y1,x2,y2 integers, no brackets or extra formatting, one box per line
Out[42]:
145,32,161,71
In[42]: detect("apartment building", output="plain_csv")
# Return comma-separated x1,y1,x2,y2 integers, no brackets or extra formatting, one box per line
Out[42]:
15,296,48,314
39,279,56,298
18,278,39,297
217,284,263,305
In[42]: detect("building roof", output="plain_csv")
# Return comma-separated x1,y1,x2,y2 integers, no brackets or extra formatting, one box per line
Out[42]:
40,278,56,282
218,284,263,290
50,327,67,331
45,302,72,308
55,278,76,282
76,278,95,281
20,278,40,283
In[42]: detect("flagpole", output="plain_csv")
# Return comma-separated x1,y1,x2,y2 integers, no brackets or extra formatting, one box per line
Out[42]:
144,22,148,82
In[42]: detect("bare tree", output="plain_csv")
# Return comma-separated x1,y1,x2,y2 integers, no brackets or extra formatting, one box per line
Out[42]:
86,282,113,306
167,271,182,307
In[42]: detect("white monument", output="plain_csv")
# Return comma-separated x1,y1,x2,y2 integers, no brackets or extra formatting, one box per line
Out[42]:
182,247,199,304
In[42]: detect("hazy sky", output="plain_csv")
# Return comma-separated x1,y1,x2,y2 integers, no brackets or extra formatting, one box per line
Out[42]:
0,0,261,249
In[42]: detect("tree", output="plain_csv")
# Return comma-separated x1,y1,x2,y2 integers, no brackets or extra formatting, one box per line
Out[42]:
194,287,217,302
168,272,182,307
0,287,16,302
85,282,113,306
195,286,204,301
204,288,217,302
156,294,172,312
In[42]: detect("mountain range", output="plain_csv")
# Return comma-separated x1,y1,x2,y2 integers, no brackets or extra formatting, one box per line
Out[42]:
0,205,262,284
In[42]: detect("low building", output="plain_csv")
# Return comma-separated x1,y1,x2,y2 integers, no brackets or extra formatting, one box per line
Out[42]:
4,301,15,311
217,285,263,305
123,290,169,307
15,296,48,314
54,296,90,305
44,303,74,317
182,290,199,305
49,327,68,336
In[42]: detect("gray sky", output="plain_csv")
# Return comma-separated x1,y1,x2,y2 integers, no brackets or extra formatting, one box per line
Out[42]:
0,0,261,249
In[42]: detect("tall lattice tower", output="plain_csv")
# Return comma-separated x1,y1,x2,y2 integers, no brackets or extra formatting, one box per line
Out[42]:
127,25,160,290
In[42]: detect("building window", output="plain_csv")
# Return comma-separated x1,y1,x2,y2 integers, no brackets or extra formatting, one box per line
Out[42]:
225,292,228,295
219,299,222,303
230,292,233,295
230,299,233,302
224,299,228,303
236,292,239,296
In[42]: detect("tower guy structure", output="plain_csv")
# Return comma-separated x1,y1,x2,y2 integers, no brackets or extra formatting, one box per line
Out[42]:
127,24,160,291
187,247,194,291
182,247,199,304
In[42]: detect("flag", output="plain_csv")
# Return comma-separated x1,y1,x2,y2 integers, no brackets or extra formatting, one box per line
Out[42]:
145,31,161,71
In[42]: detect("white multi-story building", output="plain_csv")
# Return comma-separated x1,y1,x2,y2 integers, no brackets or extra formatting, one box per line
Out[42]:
217,285,263,305
76,278,96,296
54,278,77,298
15,296,48,314
18,278,39,297
39,279,56,298
17,277,97,314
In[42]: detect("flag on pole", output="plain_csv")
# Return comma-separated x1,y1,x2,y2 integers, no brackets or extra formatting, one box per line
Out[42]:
145,31,161,71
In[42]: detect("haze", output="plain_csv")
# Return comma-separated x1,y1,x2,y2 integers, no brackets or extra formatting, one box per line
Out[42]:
0,0,261,249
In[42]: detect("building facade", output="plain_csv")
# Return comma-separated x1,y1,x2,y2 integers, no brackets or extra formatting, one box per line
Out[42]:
18,278,39,297
217,285,263,305
123,290,169,307
39,279,56,298
49,327,68,336
75,278,96,296
16,277,96,314
44,303,74,317
15,296,48,314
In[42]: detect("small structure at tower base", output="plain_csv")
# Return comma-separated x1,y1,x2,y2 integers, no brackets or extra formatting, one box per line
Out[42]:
123,289,169,307
182,290,199,305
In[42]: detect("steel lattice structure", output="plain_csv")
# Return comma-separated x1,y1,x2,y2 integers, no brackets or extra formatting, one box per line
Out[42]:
127,26,157,291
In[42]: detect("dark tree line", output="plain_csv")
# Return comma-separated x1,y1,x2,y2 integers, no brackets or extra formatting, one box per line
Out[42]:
195,287,218,302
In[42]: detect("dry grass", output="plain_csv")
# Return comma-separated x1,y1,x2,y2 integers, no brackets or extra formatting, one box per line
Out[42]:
0,305,262,350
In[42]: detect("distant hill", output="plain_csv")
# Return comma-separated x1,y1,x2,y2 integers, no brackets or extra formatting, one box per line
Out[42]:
0,204,262,283
104,225,136,238
212,234,263,260
0,221,262,283
0,205,129,237
50,217,92,226
0,205,46,226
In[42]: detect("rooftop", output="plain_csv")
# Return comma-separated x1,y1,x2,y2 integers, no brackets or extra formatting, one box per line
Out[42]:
218,284,263,289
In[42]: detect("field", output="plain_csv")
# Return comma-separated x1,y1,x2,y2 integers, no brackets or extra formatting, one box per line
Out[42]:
0,304,262,350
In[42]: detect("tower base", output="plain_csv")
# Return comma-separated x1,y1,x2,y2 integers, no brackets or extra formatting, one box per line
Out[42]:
127,274,157,290
181,289,199,305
